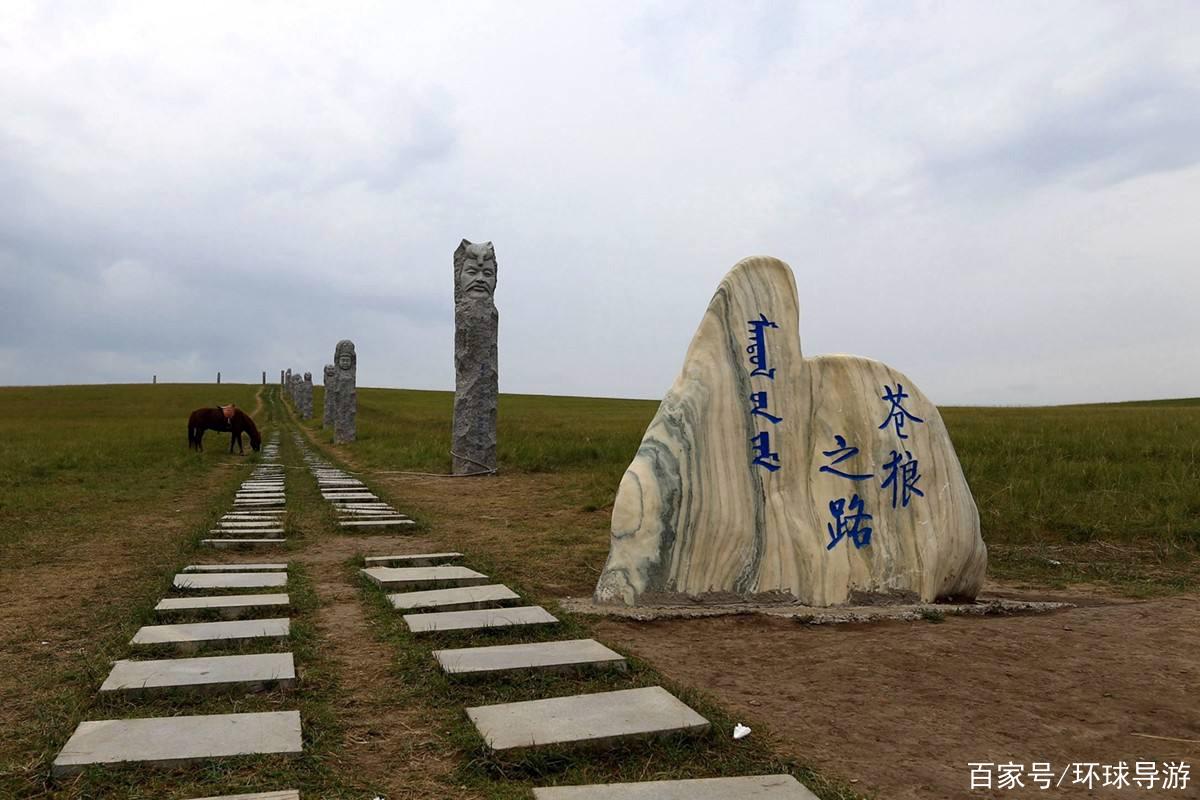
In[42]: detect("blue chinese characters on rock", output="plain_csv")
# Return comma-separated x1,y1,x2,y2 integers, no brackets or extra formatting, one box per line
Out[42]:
822,383,926,551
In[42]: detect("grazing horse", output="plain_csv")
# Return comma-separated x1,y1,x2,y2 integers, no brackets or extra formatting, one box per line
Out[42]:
187,405,262,454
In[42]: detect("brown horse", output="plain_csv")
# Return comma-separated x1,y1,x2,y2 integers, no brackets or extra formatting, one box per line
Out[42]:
187,406,262,454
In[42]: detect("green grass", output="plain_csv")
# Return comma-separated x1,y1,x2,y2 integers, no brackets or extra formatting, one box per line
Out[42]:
303,388,1200,595
0,383,264,563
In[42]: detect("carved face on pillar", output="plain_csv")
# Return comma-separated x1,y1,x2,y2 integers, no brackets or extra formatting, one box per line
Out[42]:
454,240,497,304
304,372,312,383
335,340,356,373
323,364,335,380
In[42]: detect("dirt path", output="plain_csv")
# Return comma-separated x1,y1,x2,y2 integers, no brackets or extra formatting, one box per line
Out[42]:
285,449,471,798
593,594,1200,800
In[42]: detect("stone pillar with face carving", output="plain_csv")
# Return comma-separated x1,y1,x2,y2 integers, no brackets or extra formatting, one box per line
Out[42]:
333,340,357,443
285,369,292,399
322,364,336,429
452,240,498,475
301,372,314,419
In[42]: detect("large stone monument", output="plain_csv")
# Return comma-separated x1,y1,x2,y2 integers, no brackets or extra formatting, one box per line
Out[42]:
285,369,292,395
594,256,987,608
322,364,336,429
332,340,357,443
289,372,302,407
452,240,498,475
300,372,314,419
280,369,285,386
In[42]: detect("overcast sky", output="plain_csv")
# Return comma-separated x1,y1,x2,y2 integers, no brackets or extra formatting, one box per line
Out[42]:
2,1,1197,405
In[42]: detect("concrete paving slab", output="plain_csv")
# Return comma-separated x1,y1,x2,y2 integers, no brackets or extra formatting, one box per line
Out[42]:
403,605,558,634
365,552,462,567
100,652,296,696
467,686,708,752
155,594,290,619
131,618,290,649
361,565,488,591
215,521,283,528
184,564,288,572
434,638,626,676
389,584,520,612
51,710,302,777
210,529,285,537
187,792,300,800
340,519,415,528
174,572,287,590
531,775,818,799
234,499,286,506
201,539,288,550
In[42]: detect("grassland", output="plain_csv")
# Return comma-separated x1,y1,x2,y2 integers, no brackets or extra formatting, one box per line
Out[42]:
0,383,263,563
2,382,1197,798
307,387,1200,596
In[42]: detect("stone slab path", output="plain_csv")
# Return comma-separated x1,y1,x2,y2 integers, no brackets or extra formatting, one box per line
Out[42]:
52,710,302,777
175,572,288,590
201,538,288,550
184,563,288,572
155,593,290,619
365,552,461,567
100,652,296,696
403,605,558,634
388,583,519,612
361,565,488,591
466,686,709,752
434,638,626,677
131,618,290,649
187,792,300,800
531,775,818,799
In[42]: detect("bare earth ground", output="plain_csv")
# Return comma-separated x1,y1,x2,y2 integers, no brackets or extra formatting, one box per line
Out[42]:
352,467,1200,800
294,530,475,799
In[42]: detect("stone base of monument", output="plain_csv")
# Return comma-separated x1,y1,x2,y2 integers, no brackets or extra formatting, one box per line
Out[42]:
532,775,817,799
201,538,289,550
561,596,1073,624
155,593,290,620
388,584,519,612
174,572,288,591
365,552,462,568
360,565,488,591
99,652,295,697
130,618,290,653
51,710,302,777
466,686,708,753
403,605,558,634
183,563,288,572
434,638,626,678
